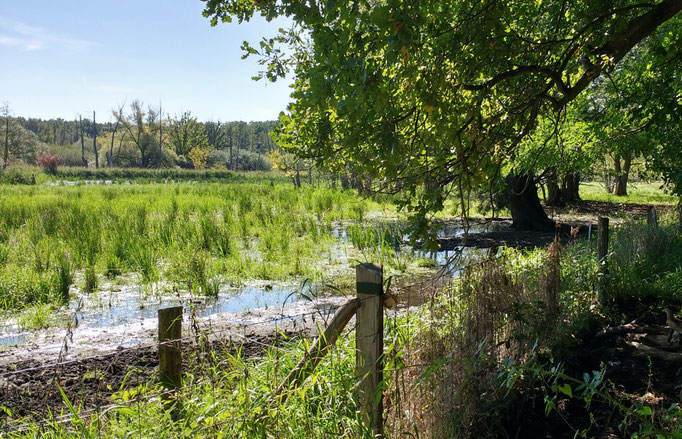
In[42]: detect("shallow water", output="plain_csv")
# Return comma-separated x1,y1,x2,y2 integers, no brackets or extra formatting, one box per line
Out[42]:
0,283,309,347
0,221,481,347
73,284,304,330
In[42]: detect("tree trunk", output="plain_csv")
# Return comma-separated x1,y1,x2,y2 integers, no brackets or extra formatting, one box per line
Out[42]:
92,111,99,168
546,167,563,206
295,164,301,188
505,172,553,231
3,112,8,170
159,103,163,158
340,174,349,189
614,155,632,196
229,142,233,170
561,172,581,202
79,115,87,167
109,121,119,168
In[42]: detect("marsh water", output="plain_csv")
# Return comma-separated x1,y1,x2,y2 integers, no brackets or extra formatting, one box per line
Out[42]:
0,221,495,348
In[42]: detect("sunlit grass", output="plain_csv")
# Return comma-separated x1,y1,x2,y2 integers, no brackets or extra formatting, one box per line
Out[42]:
580,181,677,205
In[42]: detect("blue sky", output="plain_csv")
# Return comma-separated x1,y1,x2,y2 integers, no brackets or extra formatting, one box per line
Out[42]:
0,1,293,122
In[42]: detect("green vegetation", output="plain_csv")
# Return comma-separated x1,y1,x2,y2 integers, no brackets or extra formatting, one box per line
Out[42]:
0,181,350,310
1,1,681,436
204,0,682,232
580,181,678,205
4,216,681,437
0,178,438,317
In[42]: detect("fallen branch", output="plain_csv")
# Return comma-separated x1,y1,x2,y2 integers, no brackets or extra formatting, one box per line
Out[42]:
595,324,667,339
623,340,682,362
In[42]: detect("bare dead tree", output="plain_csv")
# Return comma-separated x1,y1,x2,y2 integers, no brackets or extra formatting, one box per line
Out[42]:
108,100,126,167
2,103,9,170
159,101,163,157
79,115,87,167
93,111,99,168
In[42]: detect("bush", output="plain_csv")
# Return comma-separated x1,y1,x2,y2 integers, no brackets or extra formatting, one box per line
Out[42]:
50,143,92,167
609,221,682,307
188,147,210,170
0,165,38,184
36,153,60,174
207,149,231,168
234,149,271,171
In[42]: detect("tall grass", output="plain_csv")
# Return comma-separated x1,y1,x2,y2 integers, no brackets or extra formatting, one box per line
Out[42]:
0,182,376,311
2,333,364,438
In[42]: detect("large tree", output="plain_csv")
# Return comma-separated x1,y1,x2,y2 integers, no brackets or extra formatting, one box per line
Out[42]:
114,100,163,168
168,111,210,157
582,15,682,196
204,0,682,234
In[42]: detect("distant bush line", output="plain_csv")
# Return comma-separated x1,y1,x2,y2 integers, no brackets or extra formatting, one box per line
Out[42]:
0,166,294,185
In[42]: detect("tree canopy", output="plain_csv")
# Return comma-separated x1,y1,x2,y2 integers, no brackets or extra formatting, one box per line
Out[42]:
204,0,682,234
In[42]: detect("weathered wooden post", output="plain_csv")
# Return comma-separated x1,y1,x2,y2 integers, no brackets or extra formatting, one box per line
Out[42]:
356,263,384,437
598,217,609,304
647,206,658,227
158,306,183,397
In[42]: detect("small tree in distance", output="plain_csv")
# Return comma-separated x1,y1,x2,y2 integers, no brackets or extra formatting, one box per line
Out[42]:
37,152,60,174
188,146,210,170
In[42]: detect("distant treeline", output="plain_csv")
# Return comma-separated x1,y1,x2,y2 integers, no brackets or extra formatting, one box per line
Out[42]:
17,117,278,156
8,108,279,170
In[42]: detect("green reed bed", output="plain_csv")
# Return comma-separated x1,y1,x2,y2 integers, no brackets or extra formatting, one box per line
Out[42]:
0,181,380,312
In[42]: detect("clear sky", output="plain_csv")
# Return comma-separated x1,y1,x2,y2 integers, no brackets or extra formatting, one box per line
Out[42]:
0,1,293,123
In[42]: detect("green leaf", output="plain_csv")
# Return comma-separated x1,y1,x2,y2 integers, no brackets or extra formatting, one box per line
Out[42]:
637,405,653,416
558,383,572,398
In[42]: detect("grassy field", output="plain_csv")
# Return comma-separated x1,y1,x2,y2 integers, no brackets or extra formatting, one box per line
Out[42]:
580,181,678,205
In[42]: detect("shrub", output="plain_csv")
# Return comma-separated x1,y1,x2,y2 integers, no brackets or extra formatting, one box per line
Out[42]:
234,149,272,171
0,165,38,184
36,153,60,174
207,149,231,168
188,147,211,170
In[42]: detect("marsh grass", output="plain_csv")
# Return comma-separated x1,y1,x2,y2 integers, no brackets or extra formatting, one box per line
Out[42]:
0,181,382,311
3,216,681,438
17,303,62,331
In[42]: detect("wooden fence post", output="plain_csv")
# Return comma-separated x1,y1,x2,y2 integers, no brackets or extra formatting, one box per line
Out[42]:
647,206,658,227
356,263,384,437
158,306,183,395
598,217,609,304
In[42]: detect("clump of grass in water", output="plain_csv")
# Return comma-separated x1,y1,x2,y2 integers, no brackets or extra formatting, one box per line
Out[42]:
104,253,122,279
54,250,73,303
18,303,60,330
83,266,98,294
